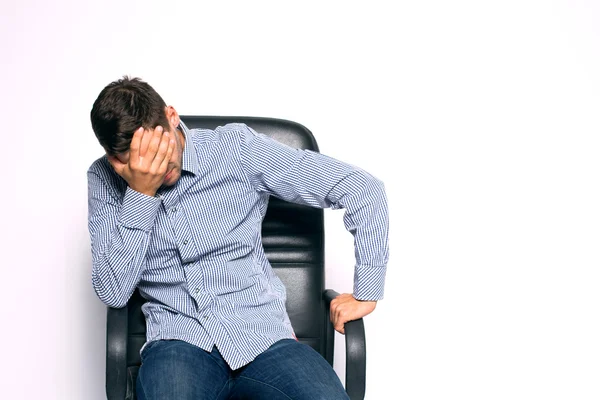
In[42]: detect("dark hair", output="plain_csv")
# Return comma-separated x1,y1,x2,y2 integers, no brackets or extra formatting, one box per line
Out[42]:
90,76,169,155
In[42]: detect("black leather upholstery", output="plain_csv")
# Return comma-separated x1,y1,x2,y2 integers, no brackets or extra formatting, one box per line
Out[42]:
105,116,366,400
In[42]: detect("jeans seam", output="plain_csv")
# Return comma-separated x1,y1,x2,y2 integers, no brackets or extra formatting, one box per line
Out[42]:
215,378,232,400
208,349,231,376
137,372,148,400
236,376,294,400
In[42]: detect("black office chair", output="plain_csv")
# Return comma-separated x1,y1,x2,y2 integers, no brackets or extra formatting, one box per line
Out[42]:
105,116,367,400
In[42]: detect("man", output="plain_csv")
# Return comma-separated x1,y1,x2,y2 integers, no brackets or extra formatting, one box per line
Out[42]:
88,76,388,400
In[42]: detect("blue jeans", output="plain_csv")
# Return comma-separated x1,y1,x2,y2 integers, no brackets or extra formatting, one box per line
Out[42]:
136,339,350,400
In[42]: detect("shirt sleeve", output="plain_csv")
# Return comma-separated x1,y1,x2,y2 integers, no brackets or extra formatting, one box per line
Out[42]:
235,124,389,301
87,165,161,308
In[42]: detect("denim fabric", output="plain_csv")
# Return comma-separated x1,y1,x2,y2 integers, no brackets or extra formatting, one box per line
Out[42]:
137,339,349,400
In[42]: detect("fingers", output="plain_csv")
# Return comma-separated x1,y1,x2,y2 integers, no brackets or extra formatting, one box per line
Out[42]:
333,315,345,334
329,293,376,335
146,126,165,160
138,126,157,158
129,126,169,170
158,134,176,173
151,129,175,173
129,127,144,161
330,294,349,334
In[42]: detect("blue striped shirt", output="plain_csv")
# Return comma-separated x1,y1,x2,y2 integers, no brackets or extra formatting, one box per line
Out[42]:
87,122,388,369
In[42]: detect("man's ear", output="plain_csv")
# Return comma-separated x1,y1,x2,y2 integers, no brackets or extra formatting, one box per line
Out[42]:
166,106,180,129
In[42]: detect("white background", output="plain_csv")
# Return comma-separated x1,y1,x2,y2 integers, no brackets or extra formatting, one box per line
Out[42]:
1,0,599,399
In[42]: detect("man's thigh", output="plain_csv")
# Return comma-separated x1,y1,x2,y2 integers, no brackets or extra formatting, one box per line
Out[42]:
137,340,231,400
232,339,349,400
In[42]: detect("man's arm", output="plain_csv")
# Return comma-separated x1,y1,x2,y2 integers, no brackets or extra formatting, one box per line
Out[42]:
88,127,175,308
235,124,389,333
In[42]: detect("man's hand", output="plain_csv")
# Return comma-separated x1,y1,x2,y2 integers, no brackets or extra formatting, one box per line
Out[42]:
107,126,175,197
330,293,377,334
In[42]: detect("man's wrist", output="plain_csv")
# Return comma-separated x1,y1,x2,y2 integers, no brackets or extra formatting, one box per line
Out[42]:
129,185,157,198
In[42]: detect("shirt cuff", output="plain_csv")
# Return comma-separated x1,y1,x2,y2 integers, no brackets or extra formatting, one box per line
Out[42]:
353,265,387,301
118,187,161,231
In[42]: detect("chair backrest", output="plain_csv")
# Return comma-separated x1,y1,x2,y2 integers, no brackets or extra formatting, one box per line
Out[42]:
122,116,334,374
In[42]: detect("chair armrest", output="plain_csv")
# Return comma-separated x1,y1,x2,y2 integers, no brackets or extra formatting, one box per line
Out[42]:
323,289,366,400
106,305,129,400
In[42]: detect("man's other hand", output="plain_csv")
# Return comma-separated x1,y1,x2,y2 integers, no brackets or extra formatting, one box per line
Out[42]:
107,126,175,197
329,293,376,334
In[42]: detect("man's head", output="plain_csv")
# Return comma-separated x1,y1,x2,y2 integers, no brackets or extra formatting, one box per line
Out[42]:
91,76,171,155
90,76,185,187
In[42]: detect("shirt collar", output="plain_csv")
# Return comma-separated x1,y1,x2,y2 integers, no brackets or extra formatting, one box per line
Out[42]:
179,120,200,176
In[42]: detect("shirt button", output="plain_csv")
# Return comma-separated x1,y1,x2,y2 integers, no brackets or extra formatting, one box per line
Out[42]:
183,239,189,245
203,315,209,320
171,207,177,213
195,288,200,294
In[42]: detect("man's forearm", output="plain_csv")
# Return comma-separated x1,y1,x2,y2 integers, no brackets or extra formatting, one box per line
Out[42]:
341,176,389,301
89,180,161,308
91,224,152,308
